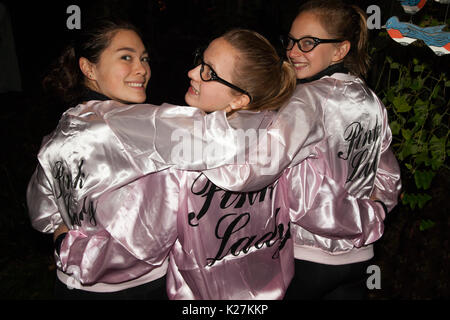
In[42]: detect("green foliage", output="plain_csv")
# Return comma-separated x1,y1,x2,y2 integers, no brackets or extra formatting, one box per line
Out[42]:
419,219,436,232
375,56,449,216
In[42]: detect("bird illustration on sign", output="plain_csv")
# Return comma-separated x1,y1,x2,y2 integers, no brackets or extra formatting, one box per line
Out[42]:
398,0,428,14
385,16,450,55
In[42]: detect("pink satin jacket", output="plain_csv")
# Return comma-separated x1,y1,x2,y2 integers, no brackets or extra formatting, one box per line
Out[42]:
102,74,401,264
284,74,401,265
27,72,400,297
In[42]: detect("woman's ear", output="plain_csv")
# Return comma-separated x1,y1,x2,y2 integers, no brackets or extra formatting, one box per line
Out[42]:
79,57,96,81
229,94,251,111
332,40,351,63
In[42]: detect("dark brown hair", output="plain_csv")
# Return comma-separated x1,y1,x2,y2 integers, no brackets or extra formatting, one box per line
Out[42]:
222,29,297,111
42,19,145,106
297,0,370,78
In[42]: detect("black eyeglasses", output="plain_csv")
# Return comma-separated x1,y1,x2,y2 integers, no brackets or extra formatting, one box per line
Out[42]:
193,50,253,103
280,35,344,53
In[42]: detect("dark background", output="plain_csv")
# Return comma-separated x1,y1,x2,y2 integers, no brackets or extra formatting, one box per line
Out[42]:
0,0,448,300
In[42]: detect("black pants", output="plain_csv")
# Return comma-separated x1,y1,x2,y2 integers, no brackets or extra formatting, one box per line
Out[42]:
54,275,168,300
284,259,372,300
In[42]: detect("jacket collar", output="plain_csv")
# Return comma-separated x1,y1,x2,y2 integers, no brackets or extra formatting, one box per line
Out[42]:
297,63,349,85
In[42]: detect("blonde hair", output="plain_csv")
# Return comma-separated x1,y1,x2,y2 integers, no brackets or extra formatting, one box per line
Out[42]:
297,0,370,78
222,29,297,111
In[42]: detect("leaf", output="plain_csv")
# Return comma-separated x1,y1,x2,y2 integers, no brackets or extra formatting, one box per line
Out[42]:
402,193,432,209
408,102,428,126
414,170,435,190
415,150,431,167
430,157,444,171
429,103,439,111
393,95,411,113
414,65,425,73
399,140,419,159
429,135,446,170
419,219,436,231
401,193,415,209
432,113,443,127
401,129,412,140
386,88,396,103
390,121,401,136
410,78,423,90
431,85,441,99
414,98,427,108
403,76,412,90
417,194,432,209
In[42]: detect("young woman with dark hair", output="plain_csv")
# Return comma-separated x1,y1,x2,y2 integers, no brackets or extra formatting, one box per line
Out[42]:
27,19,172,299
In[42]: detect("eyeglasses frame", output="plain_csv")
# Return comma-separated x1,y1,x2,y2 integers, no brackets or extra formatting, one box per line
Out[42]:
193,50,253,103
281,35,345,53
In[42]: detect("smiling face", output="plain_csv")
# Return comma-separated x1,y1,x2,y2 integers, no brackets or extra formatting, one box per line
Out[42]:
84,29,150,104
185,37,246,113
288,11,345,80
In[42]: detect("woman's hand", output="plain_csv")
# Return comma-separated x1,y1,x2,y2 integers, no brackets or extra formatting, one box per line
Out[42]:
53,224,69,242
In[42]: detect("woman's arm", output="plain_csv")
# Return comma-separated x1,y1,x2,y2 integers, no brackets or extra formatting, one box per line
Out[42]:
55,172,179,286
285,160,386,248
27,164,63,234
103,86,325,192
370,104,402,212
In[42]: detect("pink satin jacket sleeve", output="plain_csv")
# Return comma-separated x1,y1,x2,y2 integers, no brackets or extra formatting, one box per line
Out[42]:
284,160,385,248
103,85,325,191
370,109,402,213
57,172,178,285
27,163,63,233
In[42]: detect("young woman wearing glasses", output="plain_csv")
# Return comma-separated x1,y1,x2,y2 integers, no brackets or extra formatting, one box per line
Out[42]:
164,29,299,299
276,0,402,299
153,0,402,300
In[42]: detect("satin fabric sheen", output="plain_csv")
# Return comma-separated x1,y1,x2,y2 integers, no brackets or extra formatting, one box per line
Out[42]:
27,104,297,298
102,73,401,262
27,73,401,297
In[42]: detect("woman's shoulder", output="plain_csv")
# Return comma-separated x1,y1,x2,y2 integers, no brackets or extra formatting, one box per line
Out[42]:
314,73,377,102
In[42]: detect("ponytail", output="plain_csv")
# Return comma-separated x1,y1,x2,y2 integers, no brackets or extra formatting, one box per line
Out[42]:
276,60,297,109
223,29,296,112
349,5,370,78
42,44,85,106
